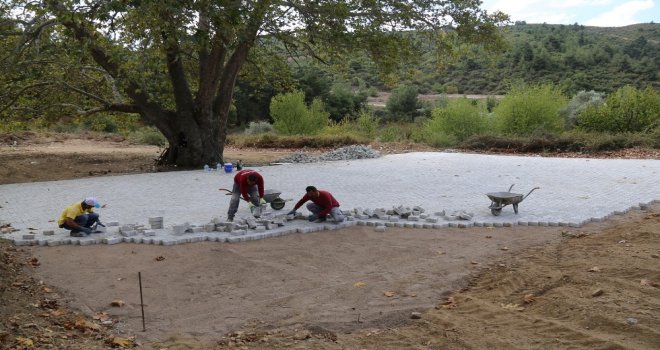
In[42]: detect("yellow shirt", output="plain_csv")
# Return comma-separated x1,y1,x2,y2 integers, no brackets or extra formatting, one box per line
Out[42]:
57,202,94,225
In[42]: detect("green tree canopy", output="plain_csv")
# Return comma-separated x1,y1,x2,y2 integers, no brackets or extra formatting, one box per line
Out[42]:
4,0,508,166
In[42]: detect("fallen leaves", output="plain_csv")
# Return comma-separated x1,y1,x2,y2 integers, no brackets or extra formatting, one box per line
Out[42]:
437,296,457,309
74,318,101,332
155,255,165,261
28,257,40,267
353,282,366,288
383,291,395,297
522,294,535,304
15,336,34,346
110,299,125,307
109,336,135,348
588,266,601,272
640,279,659,288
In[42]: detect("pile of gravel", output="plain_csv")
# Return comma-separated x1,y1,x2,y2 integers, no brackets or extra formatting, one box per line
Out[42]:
276,145,381,164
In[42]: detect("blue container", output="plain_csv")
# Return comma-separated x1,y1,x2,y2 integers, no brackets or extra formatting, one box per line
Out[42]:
223,163,233,173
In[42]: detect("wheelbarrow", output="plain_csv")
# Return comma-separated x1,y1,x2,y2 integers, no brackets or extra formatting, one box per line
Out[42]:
218,188,288,210
486,184,539,216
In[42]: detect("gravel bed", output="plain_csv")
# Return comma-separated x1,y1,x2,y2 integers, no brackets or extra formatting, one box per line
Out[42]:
276,144,381,163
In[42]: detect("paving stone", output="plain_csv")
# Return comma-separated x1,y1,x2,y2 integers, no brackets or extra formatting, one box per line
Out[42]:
1,152,658,247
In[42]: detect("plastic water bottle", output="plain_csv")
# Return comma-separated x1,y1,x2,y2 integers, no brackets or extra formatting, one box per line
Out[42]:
216,163,222,172
203,164,210,172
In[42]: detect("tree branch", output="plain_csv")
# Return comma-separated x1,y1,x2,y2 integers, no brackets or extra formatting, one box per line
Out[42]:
0,82,53,115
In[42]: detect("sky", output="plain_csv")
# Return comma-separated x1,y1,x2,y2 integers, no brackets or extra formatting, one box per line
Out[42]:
480,0,658,27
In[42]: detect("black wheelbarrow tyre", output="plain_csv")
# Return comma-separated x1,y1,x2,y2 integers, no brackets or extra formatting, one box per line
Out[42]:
491,208,502,216
270,198,286,210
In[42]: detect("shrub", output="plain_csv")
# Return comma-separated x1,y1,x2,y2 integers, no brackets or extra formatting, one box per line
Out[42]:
493,83,567,135
377,122,415,142
386,85,420,122
561,90,605,129
244,121,274,135
576,85,659,133
422,98,488,142
129,127,166,146
353,109,379,139
270,90,328,135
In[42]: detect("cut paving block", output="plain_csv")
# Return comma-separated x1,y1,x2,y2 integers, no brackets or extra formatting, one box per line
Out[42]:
172,225,187,235
425,217,438,223
121,230,138,237
143,230,156,236
22,234,35,240
42,230,55,236
204,223,216,232
408,216,419,221
47,240,62,246
374,226,386,232
106,221,119,226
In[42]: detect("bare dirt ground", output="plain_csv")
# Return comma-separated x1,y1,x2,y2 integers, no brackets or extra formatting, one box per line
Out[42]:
1,133,659,350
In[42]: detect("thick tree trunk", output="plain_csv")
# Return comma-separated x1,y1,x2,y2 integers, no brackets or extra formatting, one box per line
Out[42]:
155,110,224,168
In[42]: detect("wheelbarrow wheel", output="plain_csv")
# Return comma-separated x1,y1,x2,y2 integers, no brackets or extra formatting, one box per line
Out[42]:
491,208,502,216
270,198,286,210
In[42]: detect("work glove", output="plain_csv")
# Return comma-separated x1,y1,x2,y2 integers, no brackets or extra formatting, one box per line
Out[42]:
307,214,318,222
80,227,92,235
259,198,267,205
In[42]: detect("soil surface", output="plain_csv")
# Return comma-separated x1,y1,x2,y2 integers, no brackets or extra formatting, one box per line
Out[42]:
1,133,659,350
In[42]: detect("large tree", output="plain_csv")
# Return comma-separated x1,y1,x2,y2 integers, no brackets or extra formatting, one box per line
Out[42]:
5,0,507,166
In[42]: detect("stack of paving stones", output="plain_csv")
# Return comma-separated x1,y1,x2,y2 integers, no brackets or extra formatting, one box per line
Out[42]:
4,200,659,246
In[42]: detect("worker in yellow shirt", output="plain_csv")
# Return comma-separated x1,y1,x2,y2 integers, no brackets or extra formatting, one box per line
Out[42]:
57,197,104,237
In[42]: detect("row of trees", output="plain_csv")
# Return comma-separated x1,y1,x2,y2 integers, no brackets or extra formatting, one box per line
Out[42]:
263,84,659,148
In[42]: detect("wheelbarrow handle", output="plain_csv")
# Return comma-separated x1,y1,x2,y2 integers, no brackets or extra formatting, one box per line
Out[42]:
218,188,248,202
508,184,515,192
523,187,540,200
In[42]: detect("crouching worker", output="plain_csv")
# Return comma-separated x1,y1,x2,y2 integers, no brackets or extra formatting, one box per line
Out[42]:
58,197,105,237
287,186,345,223
227,169,265,221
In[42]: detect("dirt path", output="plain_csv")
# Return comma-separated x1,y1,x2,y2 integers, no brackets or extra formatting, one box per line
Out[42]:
1,134,659,349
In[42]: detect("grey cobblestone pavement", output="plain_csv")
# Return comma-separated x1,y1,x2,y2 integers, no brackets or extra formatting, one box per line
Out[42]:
0,152,658,246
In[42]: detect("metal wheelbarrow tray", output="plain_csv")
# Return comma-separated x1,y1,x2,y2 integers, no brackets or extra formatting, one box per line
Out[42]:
486,184,539,216
262,189,287,210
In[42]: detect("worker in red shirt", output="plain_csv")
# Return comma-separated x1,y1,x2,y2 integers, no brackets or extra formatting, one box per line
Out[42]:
227,169,264,221
288,186,345,223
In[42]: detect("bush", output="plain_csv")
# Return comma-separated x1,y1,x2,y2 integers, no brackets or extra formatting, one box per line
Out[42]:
129,127,166,146
244,121,274,135
560,90,605,129
378,122,416,142
576,86,659,133
421,98,489,142
353,109,379,138
270,90,328,135
386,85,420,122
493,83,567,135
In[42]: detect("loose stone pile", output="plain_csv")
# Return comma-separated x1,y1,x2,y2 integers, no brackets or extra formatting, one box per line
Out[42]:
276,145,381,163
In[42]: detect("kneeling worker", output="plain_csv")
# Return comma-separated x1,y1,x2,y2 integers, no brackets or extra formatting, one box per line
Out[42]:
288,186,345,223
58,197,104,237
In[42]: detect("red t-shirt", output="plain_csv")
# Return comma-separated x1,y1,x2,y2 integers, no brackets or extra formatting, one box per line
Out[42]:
234,170,264,201
293,190,340,217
